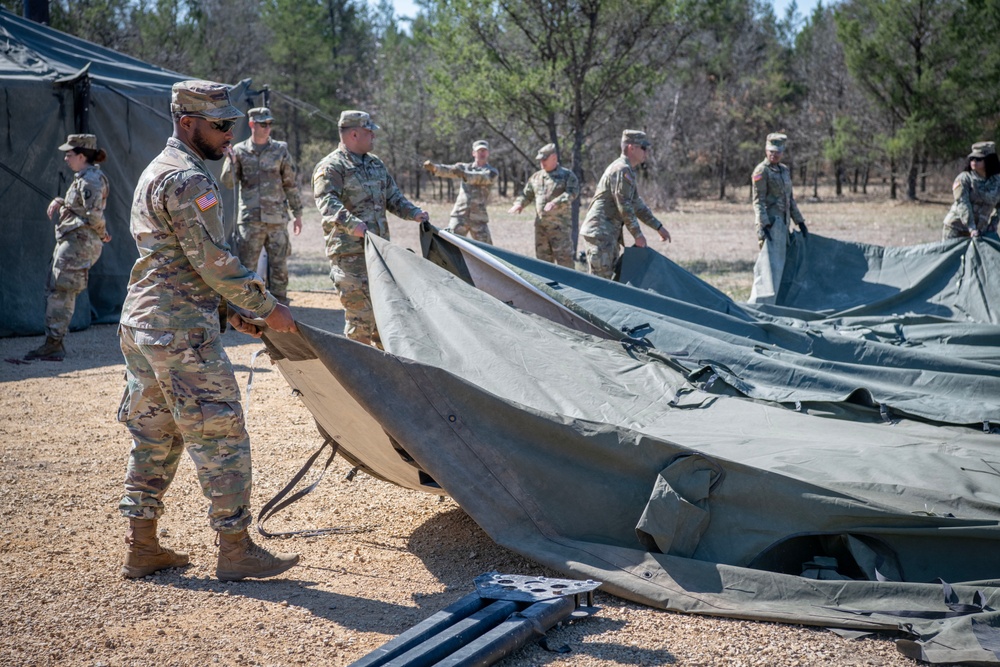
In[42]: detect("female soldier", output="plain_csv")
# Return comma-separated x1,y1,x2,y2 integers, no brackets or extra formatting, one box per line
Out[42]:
942,141,1000,240
25,134,111,361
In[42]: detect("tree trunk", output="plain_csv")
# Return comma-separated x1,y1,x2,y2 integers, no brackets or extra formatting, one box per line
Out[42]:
571,102,586,252
718,150,727,200
890,156,897,200
906,149,919,200
835,160,843,196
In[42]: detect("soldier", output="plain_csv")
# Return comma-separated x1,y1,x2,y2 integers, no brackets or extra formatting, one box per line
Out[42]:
509,143,580,268
580,130,670,279
423,140,498,244
313,110,429,345
24,134,112,362
221,107,303,305
748,132,808,304
118,80,300,582
942,141,1000,240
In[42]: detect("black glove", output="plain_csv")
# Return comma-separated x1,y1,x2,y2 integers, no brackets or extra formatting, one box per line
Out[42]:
757,225,771,242
798,221,809,238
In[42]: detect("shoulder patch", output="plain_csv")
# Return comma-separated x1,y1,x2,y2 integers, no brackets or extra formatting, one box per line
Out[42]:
752,172,764,182
195,190,219,212
622,170,634,183
953,177,963,190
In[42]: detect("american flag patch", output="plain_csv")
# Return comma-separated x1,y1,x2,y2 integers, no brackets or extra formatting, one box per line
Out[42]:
195,190,218,211
952,178,962,190
753,172,764,182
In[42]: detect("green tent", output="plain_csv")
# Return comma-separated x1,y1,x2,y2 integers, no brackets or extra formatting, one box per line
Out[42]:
262,234,1000,664
0,8,251,336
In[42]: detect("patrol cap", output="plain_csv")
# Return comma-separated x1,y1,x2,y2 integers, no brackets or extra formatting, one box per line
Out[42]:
249,107,274,123
535,143,557,161
969,141,996,159
473,140,490,151
58,133,97,151
338,110,379,130
622,130,651,148
171,80,244,120
766,133,788,151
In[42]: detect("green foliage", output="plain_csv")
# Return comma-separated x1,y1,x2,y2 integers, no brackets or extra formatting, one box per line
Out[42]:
423,0,703,169
835,0,962,162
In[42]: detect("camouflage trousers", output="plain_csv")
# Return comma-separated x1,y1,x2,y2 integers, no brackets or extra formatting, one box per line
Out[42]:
45,227,103,340
581,233,620,280
237,222,291,302
117,325,252,534
329,252,378,345
535,218,575,268
448,214,493,245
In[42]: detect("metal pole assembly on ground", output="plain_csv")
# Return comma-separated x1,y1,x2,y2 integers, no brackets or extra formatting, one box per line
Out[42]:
348,572,602,667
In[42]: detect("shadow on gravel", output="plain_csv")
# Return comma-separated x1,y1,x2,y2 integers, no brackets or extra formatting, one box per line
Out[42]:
137,568,419,633
406,508,679,665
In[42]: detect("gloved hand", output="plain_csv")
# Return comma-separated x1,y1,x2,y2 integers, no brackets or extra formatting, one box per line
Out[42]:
757,224,771,242
799,221,809,239
422,160,435,174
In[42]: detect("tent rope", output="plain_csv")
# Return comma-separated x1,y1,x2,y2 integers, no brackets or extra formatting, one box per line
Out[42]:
0,159,52,201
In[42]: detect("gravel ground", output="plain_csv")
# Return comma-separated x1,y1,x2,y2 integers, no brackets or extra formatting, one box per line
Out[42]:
0,193,952,666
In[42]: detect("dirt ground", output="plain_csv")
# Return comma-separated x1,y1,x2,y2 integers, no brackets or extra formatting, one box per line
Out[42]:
1,193,951,666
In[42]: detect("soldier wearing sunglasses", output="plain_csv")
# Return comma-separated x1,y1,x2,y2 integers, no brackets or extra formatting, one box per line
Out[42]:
117,80,299,584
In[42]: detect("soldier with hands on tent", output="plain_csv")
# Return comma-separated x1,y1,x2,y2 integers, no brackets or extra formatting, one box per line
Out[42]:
313,110,429,346
749,132,809,305
117,80,300,582
942,141,1000,240
580,130,670,279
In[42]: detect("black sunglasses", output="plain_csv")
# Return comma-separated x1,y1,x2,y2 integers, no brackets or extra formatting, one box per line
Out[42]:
187,115,237,132
971,156,986,162
256,122,273,128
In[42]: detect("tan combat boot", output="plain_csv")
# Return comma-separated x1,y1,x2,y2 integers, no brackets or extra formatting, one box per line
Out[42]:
216,530,299,581
121,518,190,578
24,336,65,361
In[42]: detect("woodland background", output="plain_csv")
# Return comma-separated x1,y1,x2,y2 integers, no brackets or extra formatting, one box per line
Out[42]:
9,0,1000,215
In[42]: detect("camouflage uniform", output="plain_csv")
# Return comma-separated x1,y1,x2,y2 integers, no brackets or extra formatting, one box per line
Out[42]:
118,83,278,534
943,142,1000,239
514,145,580,267
45,162,109,340
581,136,665,279
749,133,807,304
426,142,498,244
220,119,302,303
313,111,423,344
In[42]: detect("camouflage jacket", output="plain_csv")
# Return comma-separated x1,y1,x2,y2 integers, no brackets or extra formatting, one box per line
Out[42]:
220,138,302,225
121,137,276,331
514,165,580,225
427,161,498,220
312,145,422,257
751,159,805,230
56,164,109,240
943,171,1000,234
581,156,662,241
